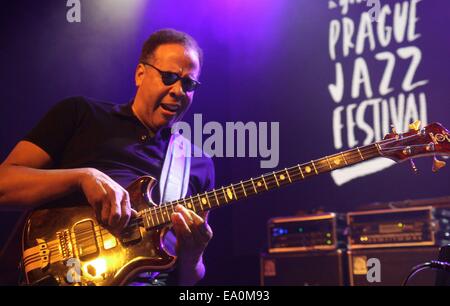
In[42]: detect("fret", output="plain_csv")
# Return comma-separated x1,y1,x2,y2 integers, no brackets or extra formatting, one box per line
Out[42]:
204,193,212,208
213,189,220,206
375,143,382,155
285,168,292,183
325,156,333,170
153,207,160,225
161,208,168,223
157,206,164,222
182,198,189,210
297,164,304,179
141,210,147,228
164,206,170,222
240,181,248,197
311,160,318,175
192,193,202,212
143,209,152,228
231,185,238,200
191,197,198,211
157,207,166,223
164,207,170,222
261,175,268,190
163,203,170,220
197,194,206,210
189,196,195,210
148,209,155,227
222,187,229,203
357,147,364,160
341,152,348,165
192,196,199,212
173,200,180,213
195,197,201,211
250,178,258,193
273,172,280,187
169,202,176,216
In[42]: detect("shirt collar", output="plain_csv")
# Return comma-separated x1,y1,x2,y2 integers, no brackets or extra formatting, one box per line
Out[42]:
112,100,135,118
112,100,172,140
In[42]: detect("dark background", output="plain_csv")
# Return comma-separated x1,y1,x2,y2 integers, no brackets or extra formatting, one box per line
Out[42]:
1,0,449,285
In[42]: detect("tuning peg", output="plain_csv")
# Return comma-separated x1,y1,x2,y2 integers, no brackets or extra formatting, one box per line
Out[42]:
409,159,418,174
408,120,421,132
432,155,446,173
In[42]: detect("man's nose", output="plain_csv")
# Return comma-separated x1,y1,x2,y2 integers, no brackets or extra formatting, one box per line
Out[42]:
169,80,186,100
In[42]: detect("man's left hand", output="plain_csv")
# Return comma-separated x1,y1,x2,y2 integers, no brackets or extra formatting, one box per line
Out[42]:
171,204,213,264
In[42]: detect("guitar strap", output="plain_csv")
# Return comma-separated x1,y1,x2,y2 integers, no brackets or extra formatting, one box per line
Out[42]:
131,132,192,286
156,132,191,283
159,131,191,206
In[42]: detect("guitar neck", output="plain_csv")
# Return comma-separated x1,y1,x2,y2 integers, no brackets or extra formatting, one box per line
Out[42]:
139,143,382,229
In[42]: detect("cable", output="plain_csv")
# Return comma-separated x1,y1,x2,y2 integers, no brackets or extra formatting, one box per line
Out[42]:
403,260,450,286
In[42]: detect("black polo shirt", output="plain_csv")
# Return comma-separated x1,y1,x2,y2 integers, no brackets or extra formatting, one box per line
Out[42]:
23,96,215,200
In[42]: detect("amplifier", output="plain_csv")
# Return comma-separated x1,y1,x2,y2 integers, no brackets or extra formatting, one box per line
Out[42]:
348,247,439,286
260,250,346,286
347,206,450,249
267,213,345,253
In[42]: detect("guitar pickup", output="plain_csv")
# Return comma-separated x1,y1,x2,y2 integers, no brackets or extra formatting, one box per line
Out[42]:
73,220,99,261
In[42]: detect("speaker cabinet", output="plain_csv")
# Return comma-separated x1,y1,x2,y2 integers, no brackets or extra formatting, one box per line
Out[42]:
260,250,346,286
348,247,439,286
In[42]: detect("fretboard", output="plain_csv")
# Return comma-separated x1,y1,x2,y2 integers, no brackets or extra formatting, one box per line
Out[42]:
138,143,382,229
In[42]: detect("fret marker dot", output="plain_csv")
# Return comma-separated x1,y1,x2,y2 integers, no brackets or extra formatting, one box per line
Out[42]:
279,174,285,180
305,166,311,173
201,197,207,205
187,203,192,209
257,181,262,187
226,188,233,200
334,158,340,165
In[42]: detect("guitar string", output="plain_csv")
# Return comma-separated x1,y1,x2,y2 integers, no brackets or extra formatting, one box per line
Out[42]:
135,145,382,225
123,146,380,231
27,140,433,262
29,147,381,255
63,135,424,236
39,137,429,250
149,134,430,217
128,141,430,229
65,140,427,238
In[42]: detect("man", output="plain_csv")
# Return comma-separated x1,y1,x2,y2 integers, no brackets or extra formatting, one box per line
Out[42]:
0,29,214,286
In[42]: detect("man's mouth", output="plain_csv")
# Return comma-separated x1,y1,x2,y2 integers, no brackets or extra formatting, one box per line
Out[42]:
159,103,180,114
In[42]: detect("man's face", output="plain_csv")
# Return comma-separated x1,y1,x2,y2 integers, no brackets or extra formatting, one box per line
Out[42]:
134,43,201,131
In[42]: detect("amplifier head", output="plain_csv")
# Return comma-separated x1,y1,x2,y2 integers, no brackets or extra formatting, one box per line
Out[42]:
267,213,345,253
347,206,450,249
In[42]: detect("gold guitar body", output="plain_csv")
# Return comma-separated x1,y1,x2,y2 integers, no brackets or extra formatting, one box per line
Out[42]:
21,176,175,286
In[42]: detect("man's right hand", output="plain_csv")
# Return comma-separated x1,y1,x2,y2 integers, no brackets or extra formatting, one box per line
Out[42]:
79,168,137,232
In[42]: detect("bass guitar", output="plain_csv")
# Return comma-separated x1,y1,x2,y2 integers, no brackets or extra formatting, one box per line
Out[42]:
20,121,450,285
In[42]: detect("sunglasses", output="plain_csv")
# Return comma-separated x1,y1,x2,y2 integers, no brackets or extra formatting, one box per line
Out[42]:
141,62,200,92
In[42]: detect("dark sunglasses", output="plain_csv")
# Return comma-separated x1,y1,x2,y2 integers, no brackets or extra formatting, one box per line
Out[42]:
141,62,200,92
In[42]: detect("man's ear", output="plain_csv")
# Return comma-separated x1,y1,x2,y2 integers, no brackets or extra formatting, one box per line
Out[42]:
135,63,145,87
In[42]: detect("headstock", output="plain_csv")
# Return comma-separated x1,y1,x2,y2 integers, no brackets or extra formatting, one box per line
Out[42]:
378,121,450,173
